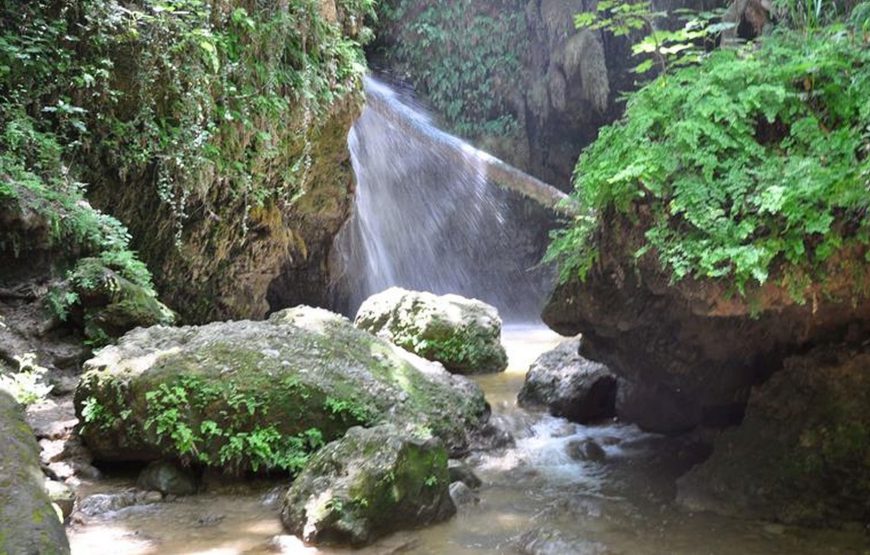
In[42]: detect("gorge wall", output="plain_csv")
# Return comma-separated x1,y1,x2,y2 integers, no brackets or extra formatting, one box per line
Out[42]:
370,0,721,188
1,0,375,326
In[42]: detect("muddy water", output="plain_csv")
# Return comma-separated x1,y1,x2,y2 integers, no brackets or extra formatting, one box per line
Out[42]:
67,326,869,554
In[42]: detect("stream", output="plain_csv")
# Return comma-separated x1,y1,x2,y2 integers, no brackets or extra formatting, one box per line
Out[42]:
67,325,868,555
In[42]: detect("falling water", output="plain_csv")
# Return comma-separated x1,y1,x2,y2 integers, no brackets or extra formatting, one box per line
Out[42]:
330,76,559,319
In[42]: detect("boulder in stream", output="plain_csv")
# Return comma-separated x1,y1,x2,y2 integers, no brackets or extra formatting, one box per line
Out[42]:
518,338,617,424
281,424,455,546
0,390,70,555
354,287,508,375
74,306,488,473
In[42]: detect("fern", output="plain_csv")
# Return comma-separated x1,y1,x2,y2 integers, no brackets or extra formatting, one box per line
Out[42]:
547,27,870,300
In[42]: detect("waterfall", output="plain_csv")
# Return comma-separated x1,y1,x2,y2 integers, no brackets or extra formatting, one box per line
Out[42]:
330,77,561,320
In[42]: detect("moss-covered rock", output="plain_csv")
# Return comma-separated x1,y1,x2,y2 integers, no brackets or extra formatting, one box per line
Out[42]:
354,288,508,375
281,424,455,546
74,306,488,473
0,390,70,555
62,257,175,344
1,0,375,323
678,344,870,525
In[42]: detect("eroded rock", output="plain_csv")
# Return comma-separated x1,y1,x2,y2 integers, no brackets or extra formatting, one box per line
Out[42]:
281,424,455,546
543,211,870,433
355,287,508,375
137,460,199,496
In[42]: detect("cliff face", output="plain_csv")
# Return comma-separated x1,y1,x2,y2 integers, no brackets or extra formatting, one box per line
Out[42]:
370,0,718,188
81,0,372,322
1,0,373,324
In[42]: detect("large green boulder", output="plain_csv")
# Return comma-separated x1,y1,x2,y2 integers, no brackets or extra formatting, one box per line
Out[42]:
0,391,70,555
281,424,455,546
354,288,508,375
74,307,488,473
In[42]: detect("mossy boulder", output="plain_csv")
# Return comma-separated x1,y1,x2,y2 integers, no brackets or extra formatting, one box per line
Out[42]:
354,288,508,375
281,424,455,546
63,257,175,344
74,307,488,473
0,391,70,555
678,344,870,525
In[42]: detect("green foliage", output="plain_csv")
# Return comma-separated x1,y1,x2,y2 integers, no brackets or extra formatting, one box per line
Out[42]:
0,14,164,325
139,375,326,473
771,0,851,30
416,334,483,368
324,396,375,425
378,0,526,138
548,27,870,298
0,0,372,246
0,353,53,405
575,0,732,75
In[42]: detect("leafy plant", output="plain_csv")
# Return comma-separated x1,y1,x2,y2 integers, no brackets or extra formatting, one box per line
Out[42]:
547,27,870,300
0,0,374,292
0,353,53,405
574,0,733,75
139,375,327,473
377,0,527,139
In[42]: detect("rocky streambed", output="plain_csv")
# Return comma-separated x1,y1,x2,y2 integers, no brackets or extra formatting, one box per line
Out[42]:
59,325,868,554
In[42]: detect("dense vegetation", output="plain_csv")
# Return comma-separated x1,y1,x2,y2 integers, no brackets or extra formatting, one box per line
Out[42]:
548,16,870,300
375,0,527,139
1,0,374,320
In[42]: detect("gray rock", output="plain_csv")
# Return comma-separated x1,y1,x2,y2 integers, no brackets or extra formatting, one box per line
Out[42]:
566,440,606,463
518,338,617,424
77,490,162,517
678,345,870,525
0,390,70,554
281,424,456,546
75,307,488,471
448,459,482,489
355,288,508,375
137,460,198,496
45,480,76,520
448,481,479,507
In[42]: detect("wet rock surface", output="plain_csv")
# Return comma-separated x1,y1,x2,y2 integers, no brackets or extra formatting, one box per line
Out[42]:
448,481,479,507
281,424,456,546
678,343,870,525
75,306,488,469
448,459,482,489
518,337,617,424
355,287,509,375
0,390,70,555
76,489,163,518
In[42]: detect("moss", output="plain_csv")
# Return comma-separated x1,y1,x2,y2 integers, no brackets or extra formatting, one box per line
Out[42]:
282,424,454,546
0,392,69,554
75,307,488,471
1,0,376,322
